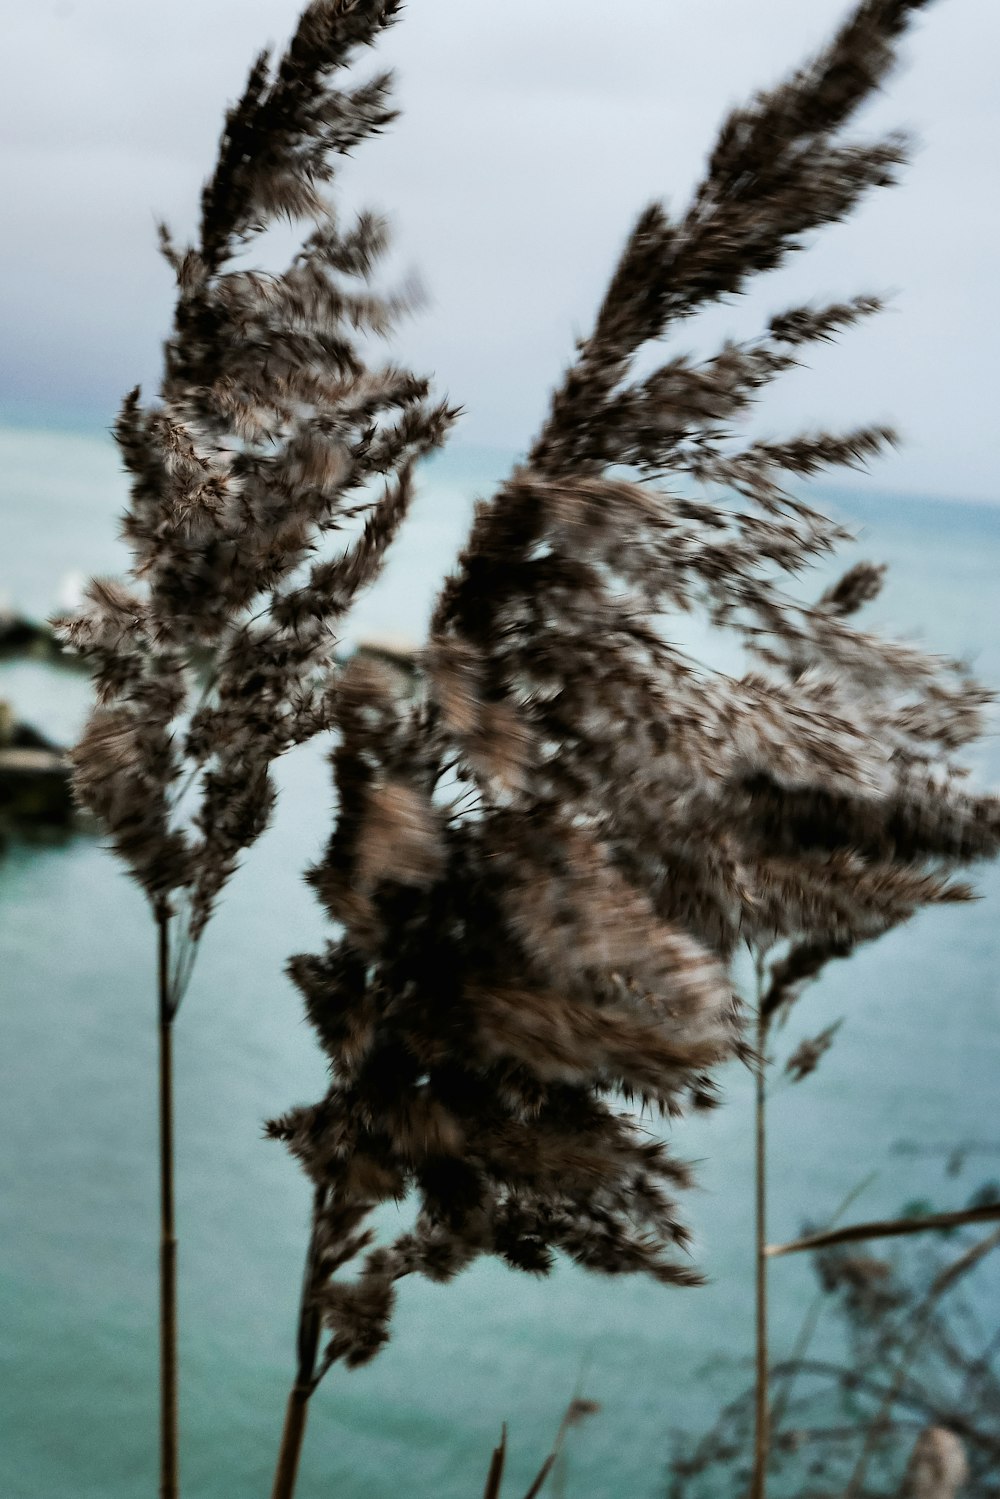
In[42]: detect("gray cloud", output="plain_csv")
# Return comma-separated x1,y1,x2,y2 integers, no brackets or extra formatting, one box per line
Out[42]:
2,0,998,497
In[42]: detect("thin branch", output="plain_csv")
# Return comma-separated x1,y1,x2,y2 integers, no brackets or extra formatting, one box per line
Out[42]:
845,1225,1000,1497
767,1359,1000,1460
769,1171,878,1436
766,1202,1000,1257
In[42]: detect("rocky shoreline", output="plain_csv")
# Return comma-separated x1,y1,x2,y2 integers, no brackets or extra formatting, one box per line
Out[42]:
0,610,76,835
0,702,73,834
0,608,422,840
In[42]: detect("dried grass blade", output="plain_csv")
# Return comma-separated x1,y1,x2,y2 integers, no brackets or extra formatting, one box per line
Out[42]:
482,1424,508,1499
766,1202,1000,1258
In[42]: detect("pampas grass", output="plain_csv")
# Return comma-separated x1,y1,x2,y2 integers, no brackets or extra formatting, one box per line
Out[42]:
57,3,455,1491
265,1,1000,1493
61,0,1000,1495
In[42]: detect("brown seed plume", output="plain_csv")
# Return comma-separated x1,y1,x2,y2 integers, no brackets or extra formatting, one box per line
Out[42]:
271,0,999,1387
57,0,457,968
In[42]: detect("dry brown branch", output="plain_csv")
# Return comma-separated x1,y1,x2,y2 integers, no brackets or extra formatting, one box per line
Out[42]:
766,1203,1000,1258
845,1226,1000,1496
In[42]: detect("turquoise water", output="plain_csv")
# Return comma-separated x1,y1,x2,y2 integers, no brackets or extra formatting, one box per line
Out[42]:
2,422,1000,1498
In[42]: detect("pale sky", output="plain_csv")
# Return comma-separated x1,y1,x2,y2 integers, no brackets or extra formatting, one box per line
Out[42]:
2,0,998,498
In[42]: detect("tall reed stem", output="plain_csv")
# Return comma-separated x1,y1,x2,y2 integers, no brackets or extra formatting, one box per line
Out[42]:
271,1186,327,1499
750,998,770,1499
157,907,179,1499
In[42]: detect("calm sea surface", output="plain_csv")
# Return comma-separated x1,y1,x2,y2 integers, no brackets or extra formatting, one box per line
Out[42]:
2,422,999,1498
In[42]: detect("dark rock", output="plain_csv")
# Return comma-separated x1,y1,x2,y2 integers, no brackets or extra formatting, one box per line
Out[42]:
0,700,74,832
10,720,63,754
0,611,60,661
0,747,75,827
0,610,86,670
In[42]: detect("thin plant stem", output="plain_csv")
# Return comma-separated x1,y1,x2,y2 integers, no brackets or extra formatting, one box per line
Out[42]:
156,906,179,1499
769,1172,878,1439
750,953,770,1499
767,1358,1000,1461
521,1399,579,1499
483,1426,508,1499
478,1385,597,1499
271,1186,328,1499
959,1322,1000,1412
766,1201,1000,1258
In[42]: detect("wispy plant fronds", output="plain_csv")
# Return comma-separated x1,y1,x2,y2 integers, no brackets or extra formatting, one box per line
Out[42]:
272,0,999,1395
57,0,456,966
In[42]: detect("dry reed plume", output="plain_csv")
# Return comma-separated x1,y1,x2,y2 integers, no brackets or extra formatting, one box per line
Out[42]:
59,0,454,960
56,2,455,1493
264,2,1000,1493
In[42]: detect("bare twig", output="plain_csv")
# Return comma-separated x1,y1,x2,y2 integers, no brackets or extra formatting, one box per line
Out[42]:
845,1225,1000,1496
769,1172,878,1436
766,1203,1000,1258
768,1359,1000,1462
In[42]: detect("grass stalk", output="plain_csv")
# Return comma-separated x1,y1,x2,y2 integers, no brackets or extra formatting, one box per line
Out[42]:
271,1388,311,1499
271,1186,327,1499
750,994,770,1499
482,1427,508,1499
768,1173,877,1441
766,1201,1000,1257
157,907,179,1499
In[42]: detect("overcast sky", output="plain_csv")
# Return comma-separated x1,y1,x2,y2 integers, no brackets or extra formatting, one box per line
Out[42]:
2,0,998,498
